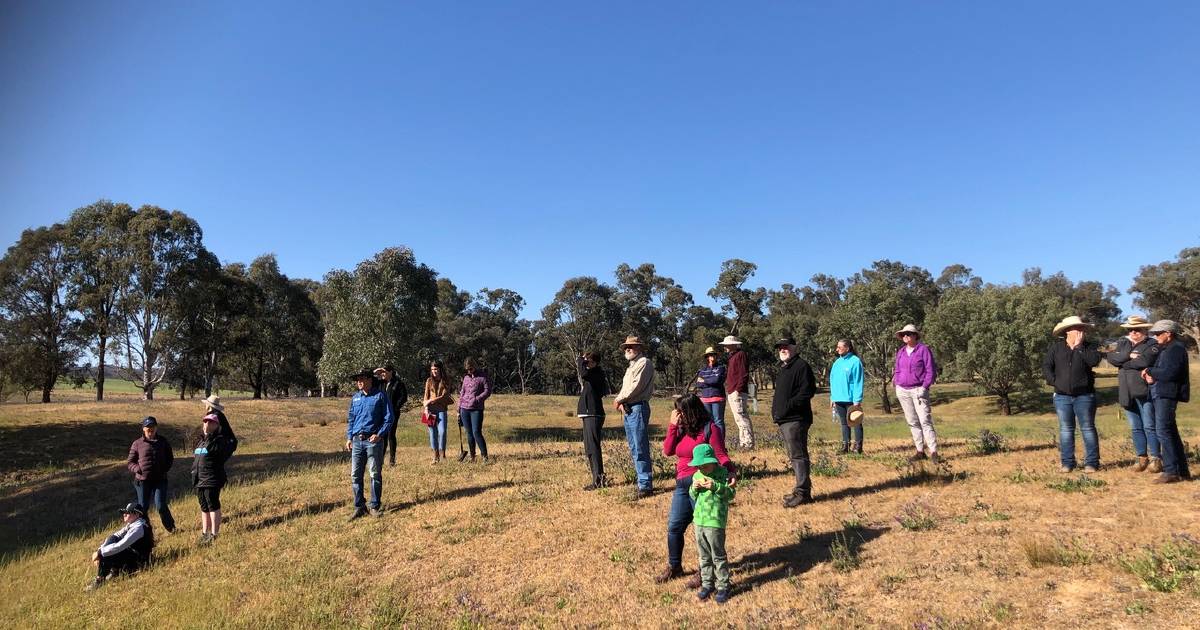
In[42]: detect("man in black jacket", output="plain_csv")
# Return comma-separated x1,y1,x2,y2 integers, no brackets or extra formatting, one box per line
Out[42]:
375,365,408,467
772,337,816,508
1106,316,1160,472
1043,316,1103,473
1143,320,1192,484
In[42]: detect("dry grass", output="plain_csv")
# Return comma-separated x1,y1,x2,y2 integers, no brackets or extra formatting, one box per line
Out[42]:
2,370,1199,627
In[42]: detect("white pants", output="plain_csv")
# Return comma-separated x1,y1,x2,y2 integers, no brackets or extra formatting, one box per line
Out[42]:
727,391,755,448
896,386,937,453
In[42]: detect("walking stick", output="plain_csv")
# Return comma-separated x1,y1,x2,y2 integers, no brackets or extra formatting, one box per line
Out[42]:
457,414,469,462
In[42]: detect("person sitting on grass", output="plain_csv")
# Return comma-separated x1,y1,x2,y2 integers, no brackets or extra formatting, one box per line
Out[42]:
86,502,154,591
688,443,736,604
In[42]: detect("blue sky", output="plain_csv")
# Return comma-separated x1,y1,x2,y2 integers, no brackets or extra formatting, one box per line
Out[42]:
3,1,1198,317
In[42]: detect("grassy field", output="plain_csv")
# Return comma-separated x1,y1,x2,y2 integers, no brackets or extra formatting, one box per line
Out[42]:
2,367,1199,628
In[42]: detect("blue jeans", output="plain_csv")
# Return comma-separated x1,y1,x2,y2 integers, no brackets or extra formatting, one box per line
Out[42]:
1153,398,1191,478
1054,393,1099,469
459,408,488,457
833,402,863,445
623,401,653,490
133,478,175,531
428,410,449,450
666,476,695,568
1124,396,1159,458
704,401,726,433
350,436,384,509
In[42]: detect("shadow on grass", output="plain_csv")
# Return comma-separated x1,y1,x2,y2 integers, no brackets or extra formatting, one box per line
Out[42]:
955,441,1056,460
244,500,344,531
738,526,888,589
0,450,344,564
0,419,197,480
391,480,516,512
1009,385,1119,415
502,426,666,444
817,467,965,503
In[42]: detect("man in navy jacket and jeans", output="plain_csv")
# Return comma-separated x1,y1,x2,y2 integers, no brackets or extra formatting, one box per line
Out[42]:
346,369,394,519
1142,320,1191,484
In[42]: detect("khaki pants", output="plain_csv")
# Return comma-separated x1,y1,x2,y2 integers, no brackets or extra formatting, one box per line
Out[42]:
727,391,755,448
896,386,938,454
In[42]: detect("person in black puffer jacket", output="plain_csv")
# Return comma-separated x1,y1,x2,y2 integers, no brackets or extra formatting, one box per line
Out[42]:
576,352,609,490
1105,316,1160,472
1042,316,1103,473
193,397,238,547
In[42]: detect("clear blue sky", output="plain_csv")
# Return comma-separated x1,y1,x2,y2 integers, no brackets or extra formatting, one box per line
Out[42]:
3,1,1198,317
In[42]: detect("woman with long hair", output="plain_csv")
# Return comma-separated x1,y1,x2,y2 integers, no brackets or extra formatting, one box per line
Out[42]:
656,394,736,586
423,360,454,463
829,339,865,453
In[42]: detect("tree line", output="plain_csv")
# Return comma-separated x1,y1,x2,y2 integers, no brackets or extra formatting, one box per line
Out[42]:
1,200,1197,412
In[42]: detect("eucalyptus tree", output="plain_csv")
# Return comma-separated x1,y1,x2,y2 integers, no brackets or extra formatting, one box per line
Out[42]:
1131,247,1200,353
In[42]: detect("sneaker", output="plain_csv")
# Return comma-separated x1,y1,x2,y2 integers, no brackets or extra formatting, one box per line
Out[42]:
634,488,654,500
84,576,106,592
715,589,730,604
654,565,683,584
369,507,383,518
197,533,214,547
783,494,813,508
347,507,368,521
853,443,863,455
697,587,714,601
909,451,927,463
1083,465,1099,474
1059,465,1074,473
929,452,940,466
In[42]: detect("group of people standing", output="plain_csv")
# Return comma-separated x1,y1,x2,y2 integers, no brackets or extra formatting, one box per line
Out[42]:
1047,315,1193,482
88,395,236,590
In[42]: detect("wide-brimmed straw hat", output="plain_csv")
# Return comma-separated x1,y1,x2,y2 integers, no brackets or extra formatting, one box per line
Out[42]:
717,335,742,346
702,346,718,356
894,324,921,340
1052,316,1094,336
1119,315,1152,330
848,408,865,427
200,395,224,412
620,336,645,349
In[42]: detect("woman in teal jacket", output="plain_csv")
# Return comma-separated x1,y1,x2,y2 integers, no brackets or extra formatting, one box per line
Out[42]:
829,339,865,453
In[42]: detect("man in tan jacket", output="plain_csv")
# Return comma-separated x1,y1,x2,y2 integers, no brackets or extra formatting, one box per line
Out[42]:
614,336,655,498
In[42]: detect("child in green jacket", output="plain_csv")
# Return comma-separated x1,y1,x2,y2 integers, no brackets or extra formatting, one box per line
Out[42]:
688,443,736,603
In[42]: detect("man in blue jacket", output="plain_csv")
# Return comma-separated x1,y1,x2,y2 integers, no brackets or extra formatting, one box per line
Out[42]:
346,368,395,519
1142,320,1191,484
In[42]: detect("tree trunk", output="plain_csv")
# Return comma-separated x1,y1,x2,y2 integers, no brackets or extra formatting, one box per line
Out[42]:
999,393,1011,415
204,350,216,397
41,380,53,403
96,334,107,401
178,384,186,400
877,381,893,414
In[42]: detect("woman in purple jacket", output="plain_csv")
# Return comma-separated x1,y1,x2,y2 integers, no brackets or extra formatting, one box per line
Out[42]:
892,324,940,464
458,357,493,463
694,346,727,432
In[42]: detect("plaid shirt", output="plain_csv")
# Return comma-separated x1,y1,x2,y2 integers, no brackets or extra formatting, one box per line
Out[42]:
689,467,735,528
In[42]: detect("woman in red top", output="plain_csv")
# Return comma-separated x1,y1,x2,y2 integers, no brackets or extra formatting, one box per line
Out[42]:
655,394,737,585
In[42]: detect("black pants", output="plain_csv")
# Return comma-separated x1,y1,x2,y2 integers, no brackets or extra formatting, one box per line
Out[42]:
582,416,605,484
384,422,399,465
98,548,147,577
779,420,812,498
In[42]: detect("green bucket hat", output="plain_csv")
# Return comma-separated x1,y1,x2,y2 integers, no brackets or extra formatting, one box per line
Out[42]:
689,443,720,468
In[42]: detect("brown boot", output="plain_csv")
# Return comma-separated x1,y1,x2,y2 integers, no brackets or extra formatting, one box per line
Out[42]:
1132,456,1149,472
1148,457,1163,473
1153,473,1182,484
654,565,683,584
686,573,702,589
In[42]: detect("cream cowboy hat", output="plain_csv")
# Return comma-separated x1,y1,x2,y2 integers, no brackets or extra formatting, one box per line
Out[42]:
894,324,921,340
1119,315,1152,330
717,335,742,346
620,336,645,349
201,395,224,412
1052,316,1094,336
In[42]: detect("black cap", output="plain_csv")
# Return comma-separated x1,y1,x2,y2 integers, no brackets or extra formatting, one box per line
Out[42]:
349,368,375,380
120,502,146,517
140,416,158,428
774,337,797,349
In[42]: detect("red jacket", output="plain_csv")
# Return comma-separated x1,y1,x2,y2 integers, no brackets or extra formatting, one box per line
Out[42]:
724,350,749,394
